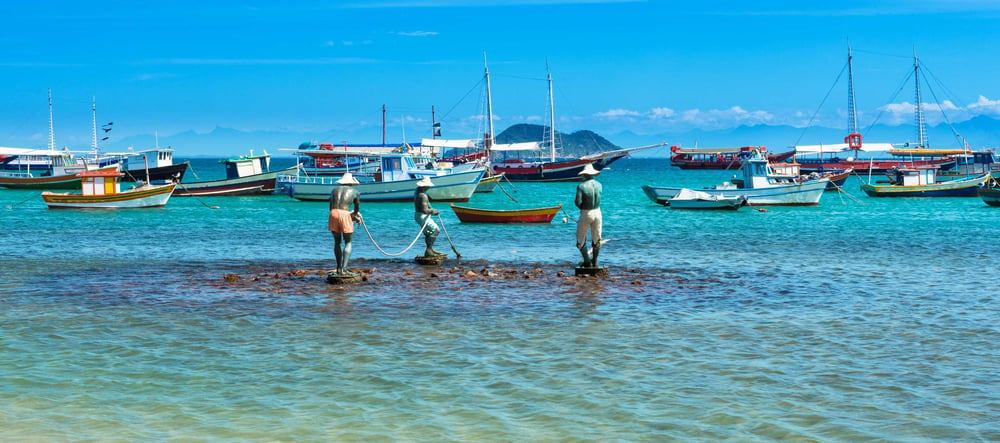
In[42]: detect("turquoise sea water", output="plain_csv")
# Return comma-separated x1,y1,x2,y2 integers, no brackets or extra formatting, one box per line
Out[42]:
1,157,998,441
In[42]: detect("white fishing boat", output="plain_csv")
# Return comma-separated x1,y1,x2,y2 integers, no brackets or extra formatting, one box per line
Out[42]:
642,149,829,206
666,188,748,210
278,151,485,202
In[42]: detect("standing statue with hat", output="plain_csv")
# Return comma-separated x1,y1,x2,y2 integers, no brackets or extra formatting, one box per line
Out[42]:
329,172,362,275
414,176,446,258
575,163,603,268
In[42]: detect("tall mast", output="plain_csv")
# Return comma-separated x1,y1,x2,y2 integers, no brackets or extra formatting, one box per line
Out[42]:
381,104,387,145
546,59,556,162
431,105,437,139
846,46,858,135
47,89,55,150
91,97,99,151
484,52,495,153
913,50,928,149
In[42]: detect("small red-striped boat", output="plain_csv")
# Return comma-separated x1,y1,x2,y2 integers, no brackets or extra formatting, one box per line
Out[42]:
449,203,562,223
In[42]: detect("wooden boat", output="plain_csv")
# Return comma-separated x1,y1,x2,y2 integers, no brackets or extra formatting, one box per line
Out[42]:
0,148,91,190
41,168,175,209
643,149,829,206
666,188,747,210
450,203,562,223
669,145,795,170
482,57,661,182
474,173,503,193
95,148,189,184
861,167,988,197
173,151,295,197
859,55,992,197
0,170,85,189
979,181,1000,206
819,168,853,191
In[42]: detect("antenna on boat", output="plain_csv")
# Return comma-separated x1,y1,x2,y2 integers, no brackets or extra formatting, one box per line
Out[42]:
47,89,56,150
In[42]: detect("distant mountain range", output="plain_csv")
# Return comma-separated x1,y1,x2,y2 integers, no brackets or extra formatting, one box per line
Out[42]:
611,115,1000,158
107,116,1000,158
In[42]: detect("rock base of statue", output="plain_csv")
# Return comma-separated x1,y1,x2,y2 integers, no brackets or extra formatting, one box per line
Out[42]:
415,254,447,266
574,267,610,278
326,272,363,284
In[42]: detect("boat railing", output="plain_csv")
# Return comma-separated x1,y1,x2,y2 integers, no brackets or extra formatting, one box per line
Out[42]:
0,171,38,179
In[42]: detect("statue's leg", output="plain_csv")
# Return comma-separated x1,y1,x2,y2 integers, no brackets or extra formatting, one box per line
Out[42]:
591,217,603,268
577,241,591,268
333,232,344,273
425,233,438,257
341,232,353,274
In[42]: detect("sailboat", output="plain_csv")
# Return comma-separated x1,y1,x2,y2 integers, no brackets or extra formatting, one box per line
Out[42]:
490,62,664,182
860,53,989,197
792,47,956,175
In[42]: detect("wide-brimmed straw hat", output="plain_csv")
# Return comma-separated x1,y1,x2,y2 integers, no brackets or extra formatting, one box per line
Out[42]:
578,163,600,176
416,176,435,188
336,172,360,185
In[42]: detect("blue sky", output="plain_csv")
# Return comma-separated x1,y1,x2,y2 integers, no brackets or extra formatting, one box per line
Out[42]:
3,0,1000,154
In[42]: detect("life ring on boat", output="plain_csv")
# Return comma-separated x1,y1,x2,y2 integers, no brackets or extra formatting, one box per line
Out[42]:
670,145,680,153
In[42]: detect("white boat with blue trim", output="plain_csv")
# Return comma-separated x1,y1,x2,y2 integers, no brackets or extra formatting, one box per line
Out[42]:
642,149,829,206
278,151,484,202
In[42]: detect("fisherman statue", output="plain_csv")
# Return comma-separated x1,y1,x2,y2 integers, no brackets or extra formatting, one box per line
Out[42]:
328,172,362,276
414,176,447,258
575,163,604,271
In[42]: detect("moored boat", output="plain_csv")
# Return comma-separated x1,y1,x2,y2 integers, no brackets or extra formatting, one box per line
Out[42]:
449,203,562,223
669,145,795,170
279,151,485,202
642,149,829,206
94,148,189,184
860,167,988,197
41,168,175,209
859,53,990,197
173,151,295,197
666,188,748,210
979,181,1000,206
0,148,91,190
474,173,503,193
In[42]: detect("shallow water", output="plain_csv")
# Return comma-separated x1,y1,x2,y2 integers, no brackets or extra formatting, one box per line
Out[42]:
1,158,998,441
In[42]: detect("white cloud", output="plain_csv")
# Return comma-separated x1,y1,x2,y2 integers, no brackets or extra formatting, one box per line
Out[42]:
594,108,642,119
968,95,1000,114
393,31,439,37
649,107,675,119
878,97,992,125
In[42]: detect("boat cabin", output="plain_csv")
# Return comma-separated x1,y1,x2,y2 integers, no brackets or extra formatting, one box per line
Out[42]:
888,167,938,186
379,153,416,182
124,148,175,170
736,151,803,188
222,153,271,179
79,168,124,195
